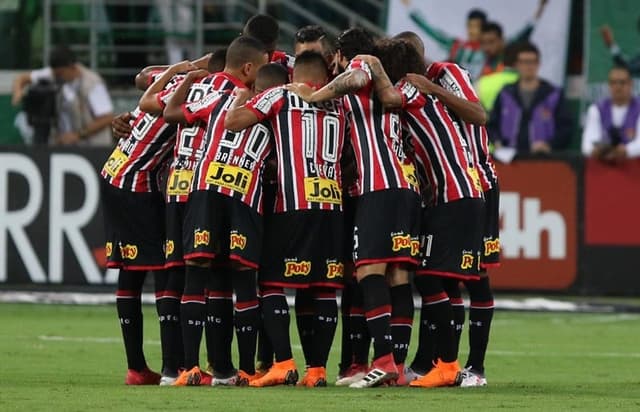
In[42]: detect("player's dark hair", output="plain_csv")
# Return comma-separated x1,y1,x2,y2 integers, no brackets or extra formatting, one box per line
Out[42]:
256,62,289,87
293,50,329,77
516,41,540,59
336,27,374,60
393,31,425,56
243,14,279,50
295,25,326,44
320,34,336,56
49,46,77,68
467,9,487,23
225,36,267,69
208,47,227,73
482,21,503,38
374,38,425,84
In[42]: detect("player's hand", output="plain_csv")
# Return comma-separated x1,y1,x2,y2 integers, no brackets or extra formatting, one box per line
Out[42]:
353,54,380,67
192,53,213,70
112,112,133,139
405,73,437,94
56,131,81,145
186,69,209,81
600,25,615,48
171,60,199,74
531,141,551,154
286,83,315,102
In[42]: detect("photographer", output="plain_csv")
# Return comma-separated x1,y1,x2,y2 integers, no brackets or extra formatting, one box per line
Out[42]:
12,46,114,146
582,65,640,164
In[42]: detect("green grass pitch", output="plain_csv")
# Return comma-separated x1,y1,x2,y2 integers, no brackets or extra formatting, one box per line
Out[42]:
1,303,639,411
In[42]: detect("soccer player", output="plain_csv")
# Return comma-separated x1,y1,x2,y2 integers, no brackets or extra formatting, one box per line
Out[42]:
162,35,270,386
243,14,295,73
359,39,485,388
288,29,422,388
100,59,198,385
225,51,348,388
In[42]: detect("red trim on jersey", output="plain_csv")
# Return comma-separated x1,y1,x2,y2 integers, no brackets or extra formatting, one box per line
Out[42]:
259,288,285,297
470,300,495,309
310,281,344,289
229,254,260,270
365,305,392,319
155,290,181,299
235,300,260,310
449,297,464,305
163,260,185,269
354,256,420,268
208,290,233,299
349,307,365,316
107,262,166,271
314,292,337,299
183,251,217,260
422,292,449,304
181,294,206,303
416,269,481,281
390,317,414,326
116,290,141,298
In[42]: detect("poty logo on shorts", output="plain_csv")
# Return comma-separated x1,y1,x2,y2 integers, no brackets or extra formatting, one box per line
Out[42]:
325,262,344,279
194,230,210,248
460,253,474,270
230,232,247,250
484,238,500,256
165,240,175,258
120,244,138,260
105,242,113,257
284,260,311,277
391,234,421,256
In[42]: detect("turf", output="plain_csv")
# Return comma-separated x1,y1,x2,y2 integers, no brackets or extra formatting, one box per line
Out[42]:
1,303,639,411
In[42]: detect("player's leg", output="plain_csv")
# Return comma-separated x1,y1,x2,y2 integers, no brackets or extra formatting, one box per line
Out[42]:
231,267,260,385
294,288,315,369
154,268,184,385
442,279,465,358
387,265,414,385
460,275,493,387
338,271,354,377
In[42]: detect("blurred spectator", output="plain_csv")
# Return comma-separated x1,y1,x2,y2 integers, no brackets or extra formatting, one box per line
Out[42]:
600,22,640,76
582,65,640,162
155,0,195,63
477,42,520,112
11,46,114,146
488,42,572,155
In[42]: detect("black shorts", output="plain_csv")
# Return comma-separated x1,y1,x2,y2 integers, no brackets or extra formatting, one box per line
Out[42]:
164,201,186,268
417,197,485,281
481,185,500,269
353,189,422,268
182,190,262,269
260,210,344,289
100,179,166,271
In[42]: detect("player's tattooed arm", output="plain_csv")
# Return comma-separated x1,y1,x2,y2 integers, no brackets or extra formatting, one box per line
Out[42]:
405,73,487,125
287,70,369,103
163,69,209,123
354,54,403,109
139,60,198,115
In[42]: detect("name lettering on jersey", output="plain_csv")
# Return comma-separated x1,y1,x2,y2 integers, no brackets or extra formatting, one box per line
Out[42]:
254,87,283,114
401,163,419,189
484,238,500,256
308,163,337,180
164,240,175,258
167,169,194,196
206,162,252,195
284,260,311,277
460,253,475,270
186,91,222,114
105,242,113,258
287,93,339,113
214,152,256,170
391,233,421,256
120,244,138,260
103,147,129,177
229,232,247,250
304,177,342,205
325,261,344,279
194,230,210,248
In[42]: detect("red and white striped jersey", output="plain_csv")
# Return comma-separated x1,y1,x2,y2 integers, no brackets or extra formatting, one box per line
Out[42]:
426,62,498,191
343,59,417,196
271,50,295,78
245,86,347,213
186,89,273,214
398,80,483,205
161,72,242,203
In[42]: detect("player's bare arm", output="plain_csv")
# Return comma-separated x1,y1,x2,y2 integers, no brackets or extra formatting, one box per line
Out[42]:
138,60,198,115
111,112,133,139
224,91,260,131
134,53,211,91
287,69,369,103
354,54,403,109
405,73,487,125
163,69,209,123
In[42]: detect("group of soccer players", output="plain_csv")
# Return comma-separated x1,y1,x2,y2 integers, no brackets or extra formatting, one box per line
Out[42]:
101,14,500,390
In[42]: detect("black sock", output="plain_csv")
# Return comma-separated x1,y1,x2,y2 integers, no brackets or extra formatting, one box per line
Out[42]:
256,295,274,369
359,274,392,361
310,288,338,368
339,280,355,373
294,289,315,367
349,284,370,365
390,284,414,365
154,268,184,376
206,271,234,375
233,270,259,375
181,265,208,369
410,303,436,374
443,279,465,358
464,276,494,373
116,270,147,371
415,276,456,363
260,288,292,362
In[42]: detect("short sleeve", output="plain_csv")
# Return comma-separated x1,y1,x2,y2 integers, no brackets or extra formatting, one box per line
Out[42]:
439,65,480,102
87,83,114,116
30,67,54,83
397,80,425,109
182,91,221,124
245,86,286,121
346,59,373,83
